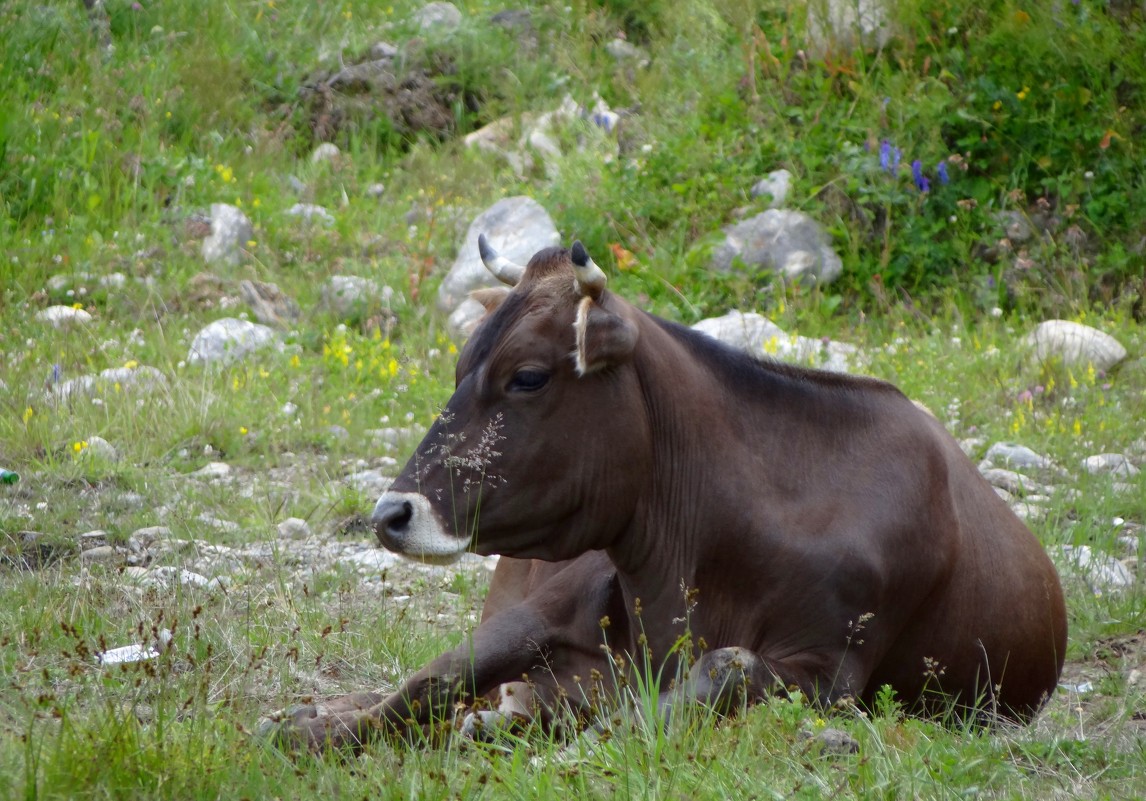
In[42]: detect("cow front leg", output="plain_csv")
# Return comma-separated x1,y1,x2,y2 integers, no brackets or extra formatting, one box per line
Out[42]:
264,605,552,755
657,646,866,722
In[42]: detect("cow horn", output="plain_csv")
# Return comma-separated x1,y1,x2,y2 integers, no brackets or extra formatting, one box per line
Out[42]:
477,233,525,287
570,240,607,296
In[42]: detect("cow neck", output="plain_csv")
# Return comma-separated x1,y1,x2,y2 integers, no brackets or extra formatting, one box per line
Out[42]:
601,311,756,650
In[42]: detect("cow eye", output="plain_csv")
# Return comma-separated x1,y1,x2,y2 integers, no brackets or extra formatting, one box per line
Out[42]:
507,369,550,393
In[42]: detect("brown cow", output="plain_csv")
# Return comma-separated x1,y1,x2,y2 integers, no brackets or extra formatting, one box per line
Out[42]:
268,237,1066,753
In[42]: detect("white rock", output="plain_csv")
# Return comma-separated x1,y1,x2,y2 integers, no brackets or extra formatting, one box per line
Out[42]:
983,442,1062,474
37,305,93,328
310,143,341,163
345,469,390,497
750,169,793,209
201,203,253,267
286,203,335,225
692,311,858,372
413,1,462,32
978,466,1055,497
277,517,312,540
1081,453,1139,478
51,364,168,402
437,197,560,312
447,297,487,339
1024,320,1128,372
1058,544,1135,592
81,435,119,462
190,462,232,480
807,0,892,56
321,275,388,317
188,318,280,365
709,209,843,285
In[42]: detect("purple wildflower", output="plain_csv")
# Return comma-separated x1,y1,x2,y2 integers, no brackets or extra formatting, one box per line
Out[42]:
937,160,950,185
912,160,930,192
879,140,902,174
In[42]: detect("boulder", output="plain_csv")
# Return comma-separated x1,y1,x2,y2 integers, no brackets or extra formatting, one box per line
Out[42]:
437,197,560,311
1024,320,1127,372
709,209,842,285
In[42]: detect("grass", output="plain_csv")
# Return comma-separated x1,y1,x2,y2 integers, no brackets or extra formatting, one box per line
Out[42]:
2,0,1145,797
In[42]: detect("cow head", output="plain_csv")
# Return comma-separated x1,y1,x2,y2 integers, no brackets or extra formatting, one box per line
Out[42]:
371,236,650,563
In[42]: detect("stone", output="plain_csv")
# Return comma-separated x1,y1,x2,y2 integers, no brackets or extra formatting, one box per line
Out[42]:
750,169,793,209
709,209,843,285
277,518,312,540
188,318,280,365
448,297,487,339
310,143,341,164
1024,320,1127,372
983,442,1062,474
692,311,857,373
321,276,391,318
437,197,560,312
605,38,649,67
82,435,119,462
800,727,859,755
51,365,169,402
1058,545,1134,592
413,1,462,33
191,462,232,481
345,469,390,497
978,467,1055,498
80,545,119,564
201,203,253,267
286,203,335,225
37,305,93,328
239,280,301,328
1081,454,1139,478
806,0,891,56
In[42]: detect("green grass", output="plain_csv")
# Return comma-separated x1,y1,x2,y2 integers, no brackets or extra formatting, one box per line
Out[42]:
2,0,1145,797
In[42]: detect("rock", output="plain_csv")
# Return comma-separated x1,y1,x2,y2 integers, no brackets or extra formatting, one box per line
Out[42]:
310,143,341,164
131,526,171,547
37,306,93,328
51,365,168,402
201,203,253,267
286,203,335,225
239,280,301,328
1058,545,1135,593
277,518,312,540
448,298,487,339
1010,502,1048,524
196,513,240,534
799,727,859,755
490,8,535,48
190,462,232,481
464,95,619,177
983,442,1062,474
345,469,390,497
806,0,891,56
709,209,843,285
604,38,649,67
978,467,1055,498
321,276,392,319
80,545,119,565
81,435,119,462
130,566,212,589
692,311,857,373
412,1,462,33
1082,454,1139,478
437,197,560,311
1023,320,1127,372
188,318,280,365
750,169,793,209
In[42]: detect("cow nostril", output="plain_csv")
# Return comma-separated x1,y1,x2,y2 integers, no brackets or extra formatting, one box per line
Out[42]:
373,498,414,537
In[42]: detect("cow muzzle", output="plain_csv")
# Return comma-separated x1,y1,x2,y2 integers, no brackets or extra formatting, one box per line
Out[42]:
371,491,469,564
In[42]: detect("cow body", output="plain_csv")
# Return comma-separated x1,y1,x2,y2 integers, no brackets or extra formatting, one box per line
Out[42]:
270,240,1066,752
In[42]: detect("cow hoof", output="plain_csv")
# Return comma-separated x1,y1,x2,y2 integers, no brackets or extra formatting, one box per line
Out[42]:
258,692,383,755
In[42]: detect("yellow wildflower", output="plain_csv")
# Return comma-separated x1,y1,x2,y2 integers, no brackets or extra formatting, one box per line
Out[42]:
23,407,33,424
73,441,88,453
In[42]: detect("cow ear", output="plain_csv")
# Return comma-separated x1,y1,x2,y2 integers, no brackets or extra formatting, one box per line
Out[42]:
574,296,638,376
470,286,511,314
